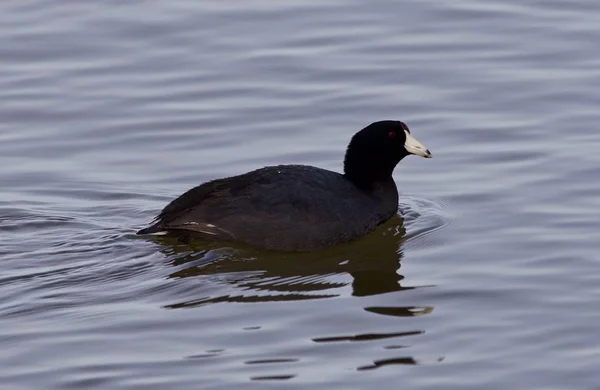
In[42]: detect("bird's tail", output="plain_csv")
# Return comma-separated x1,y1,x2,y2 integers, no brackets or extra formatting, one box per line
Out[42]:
136,224,163,235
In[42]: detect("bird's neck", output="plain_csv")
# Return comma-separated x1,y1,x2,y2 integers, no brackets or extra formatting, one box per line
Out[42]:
343,154,396,191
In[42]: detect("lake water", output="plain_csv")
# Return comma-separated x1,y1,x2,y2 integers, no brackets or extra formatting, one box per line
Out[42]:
2,1,600,389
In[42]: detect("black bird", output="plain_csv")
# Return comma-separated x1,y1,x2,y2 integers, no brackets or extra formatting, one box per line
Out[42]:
137,120,431,251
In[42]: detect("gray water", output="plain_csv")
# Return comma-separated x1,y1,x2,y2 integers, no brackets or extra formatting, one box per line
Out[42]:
2,1,600,389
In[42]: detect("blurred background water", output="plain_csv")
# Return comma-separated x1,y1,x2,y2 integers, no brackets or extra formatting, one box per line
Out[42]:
1,1,600,389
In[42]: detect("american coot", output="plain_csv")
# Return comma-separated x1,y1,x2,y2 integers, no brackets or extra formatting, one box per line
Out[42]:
138,120,431,251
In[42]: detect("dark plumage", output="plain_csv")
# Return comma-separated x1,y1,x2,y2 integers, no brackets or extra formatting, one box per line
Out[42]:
138,120,431,251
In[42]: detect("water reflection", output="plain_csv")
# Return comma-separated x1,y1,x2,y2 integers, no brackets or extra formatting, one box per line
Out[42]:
151,215,433,311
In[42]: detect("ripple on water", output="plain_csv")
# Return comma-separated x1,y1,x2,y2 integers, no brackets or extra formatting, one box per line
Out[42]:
399,195,453,251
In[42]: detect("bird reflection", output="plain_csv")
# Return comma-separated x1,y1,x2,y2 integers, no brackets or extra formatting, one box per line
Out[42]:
152,214,426,309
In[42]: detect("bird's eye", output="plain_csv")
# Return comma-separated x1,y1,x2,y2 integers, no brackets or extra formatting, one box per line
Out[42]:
388,131,397,139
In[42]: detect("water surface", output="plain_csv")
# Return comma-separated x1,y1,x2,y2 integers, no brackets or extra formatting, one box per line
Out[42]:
2,1,600,389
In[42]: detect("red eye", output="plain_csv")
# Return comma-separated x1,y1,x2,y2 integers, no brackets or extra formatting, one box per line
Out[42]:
388,131,396,139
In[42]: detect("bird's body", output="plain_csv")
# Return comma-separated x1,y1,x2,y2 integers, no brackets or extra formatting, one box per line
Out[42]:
138,120,431,251
139,165,399,251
